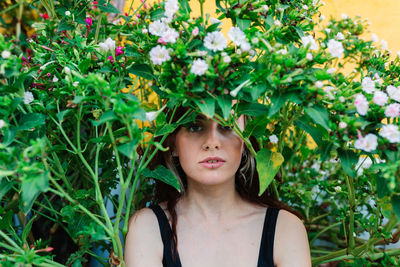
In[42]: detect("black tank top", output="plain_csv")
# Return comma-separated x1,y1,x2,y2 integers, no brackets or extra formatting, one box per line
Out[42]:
149,204,280,267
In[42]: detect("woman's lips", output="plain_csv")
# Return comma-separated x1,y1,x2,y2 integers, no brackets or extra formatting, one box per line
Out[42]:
199,161,225,169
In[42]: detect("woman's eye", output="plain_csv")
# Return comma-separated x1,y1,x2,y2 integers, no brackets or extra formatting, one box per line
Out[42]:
187,123,202,132
220,125,233,131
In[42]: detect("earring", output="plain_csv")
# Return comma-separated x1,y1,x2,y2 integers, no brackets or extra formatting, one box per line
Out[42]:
172,151,178,157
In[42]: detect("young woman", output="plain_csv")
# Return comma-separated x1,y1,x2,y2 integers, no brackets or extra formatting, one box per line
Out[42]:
125,107,311,267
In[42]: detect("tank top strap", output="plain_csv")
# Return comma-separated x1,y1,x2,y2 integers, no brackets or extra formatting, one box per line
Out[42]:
149,204,182,267
257,207,280,267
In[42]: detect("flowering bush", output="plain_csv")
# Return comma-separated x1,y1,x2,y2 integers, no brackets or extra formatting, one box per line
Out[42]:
1,0,400,266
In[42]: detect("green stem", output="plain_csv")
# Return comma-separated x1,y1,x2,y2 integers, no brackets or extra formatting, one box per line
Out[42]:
0,230,23,253
310,222,341,246
94,11,104,43
16,0,24,42
344,174,355,250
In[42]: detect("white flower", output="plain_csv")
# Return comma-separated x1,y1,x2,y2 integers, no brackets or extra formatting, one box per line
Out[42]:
315,81,324,88
228,27,247,47
354,93,369,115
373,73,383,86
380,124,400,143
276,49,287,55
98,37,116,53
164,0,179,20
355,156,373,176
0,119,5,129
385,103,400,118
301,35,319,50
325,28,331,34
387,85,400,102
336,32,345,40
64,66,71,74
354,134,378,152
190,58,208,76
149,45,171,65
210,18,221,25
149,20,169,36
341,13,348,19
397,51,400,58
324,86,335,99
142,28,148,34
73,81,79,87
339,96,345,102
320,15,325,21
204,31,227,52
306,53,313,60
339,121,347,129
1,50,11,59
240,41,251,52
302,5,308,10
223,55,231,63
251,37,259,44
277,7,284,12
334,186,342,193
371,33,379,42
327,67,336,74
269,134,279,144
361,77,375,94
262,5,269,12
145,111,158,121
274,20,282,26
236,48,242,55
65,11,71,16
372,90,388,106
161,28,179,43
52,76,59,82
192,27,199,36
23,91,34,104
327,39,344,58
381,39,388,50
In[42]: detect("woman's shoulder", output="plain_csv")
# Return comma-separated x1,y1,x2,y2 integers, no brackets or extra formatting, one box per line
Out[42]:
125,206,163,266
274,209,311,267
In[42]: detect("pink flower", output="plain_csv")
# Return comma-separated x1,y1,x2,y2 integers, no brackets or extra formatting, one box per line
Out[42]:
385,103,400,118
372,90,388,106
192,27,199,36
40,13,49,20
354,133,378,152
116,46,124,56
85,17,93,28
108,55,114,63
354,93,369,116
158,38,167,45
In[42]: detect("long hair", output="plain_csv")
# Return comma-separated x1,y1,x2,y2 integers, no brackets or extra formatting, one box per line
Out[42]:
148,104,299,260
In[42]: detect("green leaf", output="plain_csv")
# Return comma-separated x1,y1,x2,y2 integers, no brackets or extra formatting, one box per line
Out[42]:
91,111,117,126
294,118,323,146
58,20,74,31
22,216,36,244
97,0,120,13
0,211,13,230
376,173,390,199
268,93,290,117
216,95,232,120
56,110,71,122
391,195,400,220
319,141,333,161
304,106,330,131
237,18,251,31
180,0,191,15
338,149,358,177
3,126,16,146
0,170,15,178
155,124,177,137
0,179,15,199
244,116,269,138
127,64,154,80
150,8,164,20
118,140,139,159
142,165,180,192
247,84,266,101
256,148,284,196
21,172,49,213
194,97,215,118
18,113,45,131
72,95,86,104
237,102,268,117
78,59,91,74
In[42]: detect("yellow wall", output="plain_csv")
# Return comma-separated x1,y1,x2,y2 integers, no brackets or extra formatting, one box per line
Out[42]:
125,0,400,52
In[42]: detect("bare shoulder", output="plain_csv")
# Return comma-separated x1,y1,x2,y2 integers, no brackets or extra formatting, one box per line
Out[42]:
274,209,311,267
125,207,163,267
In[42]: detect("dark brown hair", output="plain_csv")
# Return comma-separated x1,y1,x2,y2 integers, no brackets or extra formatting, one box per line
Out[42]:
149,104,300,260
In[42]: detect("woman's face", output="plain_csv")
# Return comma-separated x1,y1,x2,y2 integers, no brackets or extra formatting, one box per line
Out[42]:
174,114,245,187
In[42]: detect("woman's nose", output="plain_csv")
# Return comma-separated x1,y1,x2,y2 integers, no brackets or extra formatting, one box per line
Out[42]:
201,122,221,151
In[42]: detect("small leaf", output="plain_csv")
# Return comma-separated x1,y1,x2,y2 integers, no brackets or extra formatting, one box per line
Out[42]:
21,172,49,213
22,216,36,244
237,18,251,31
0,179,15,199
128,64,154,80
91,111,117,126
97,0,120,13
142,165,180,192
216,95,232,120
0,170,15,178
194,98,215,118
256,148,284,196
304,106,330,131
237,102,268,117
155,124,177,137
3,125,16,146
391,195,400,220
150,8,164,20
118,140,139,159
56,110,71,122
338,149,358,177
376,173,390,199
294,119,323,146
268,93,290,117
